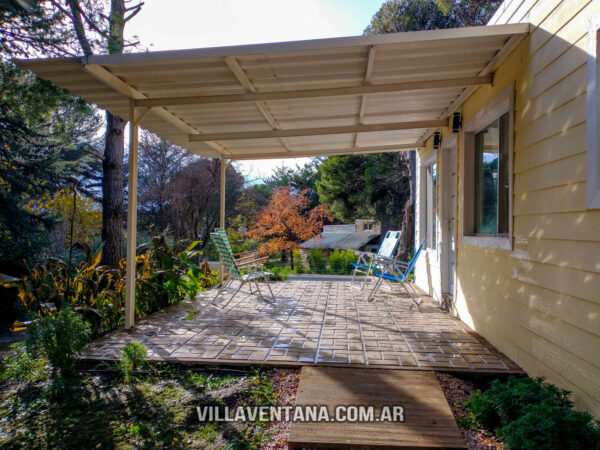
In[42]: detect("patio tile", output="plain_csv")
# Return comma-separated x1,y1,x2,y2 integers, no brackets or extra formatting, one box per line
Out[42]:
80,280,520,373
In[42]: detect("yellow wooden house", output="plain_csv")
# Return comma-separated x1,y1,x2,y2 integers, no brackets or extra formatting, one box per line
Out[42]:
413,0,600,415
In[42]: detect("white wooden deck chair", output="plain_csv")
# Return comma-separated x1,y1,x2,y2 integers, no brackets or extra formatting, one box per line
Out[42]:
211,229,275,307
350,230,402,291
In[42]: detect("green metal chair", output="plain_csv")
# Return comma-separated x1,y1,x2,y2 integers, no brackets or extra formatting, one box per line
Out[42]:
211,229,275,306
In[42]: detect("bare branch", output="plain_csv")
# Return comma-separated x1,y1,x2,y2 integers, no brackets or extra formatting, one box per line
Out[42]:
124,6,142,22
124,2,144,12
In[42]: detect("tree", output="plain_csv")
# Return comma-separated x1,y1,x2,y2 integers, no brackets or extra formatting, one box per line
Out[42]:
0,61,100,273
137,131,190,232
45,0,143,267
363,0,501,257
364,0,500,34
0,0,72,57
27,188,102,257
165,159,244,246
266,159,322,208
229,183,273,231
317,153,409,233
247,187,330,270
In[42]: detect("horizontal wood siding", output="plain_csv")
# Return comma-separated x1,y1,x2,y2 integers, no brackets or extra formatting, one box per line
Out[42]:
419,0,600,415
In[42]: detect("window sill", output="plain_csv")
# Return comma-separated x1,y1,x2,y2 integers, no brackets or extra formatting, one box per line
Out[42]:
462,235,511,250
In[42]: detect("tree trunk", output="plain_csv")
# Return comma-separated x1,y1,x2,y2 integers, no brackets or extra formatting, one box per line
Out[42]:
101,111,126,266
399,150,416,260
100,0,126,267
290,250,294,271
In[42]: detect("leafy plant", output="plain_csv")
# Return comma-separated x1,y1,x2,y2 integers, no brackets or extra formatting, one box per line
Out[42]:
497,404,600,450
268,266,291,281
241,371,278,407
0,242,123,335
307,249,327,274
27,307,91,380
292,248,306,274
0,342,47,384
119,341,148,383
1,231,219,337
328,249,357,275
187,371,238,391
467,376,573,430
134,232,216,317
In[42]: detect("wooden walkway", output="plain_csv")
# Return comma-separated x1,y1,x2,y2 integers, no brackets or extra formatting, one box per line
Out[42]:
288,367,466,449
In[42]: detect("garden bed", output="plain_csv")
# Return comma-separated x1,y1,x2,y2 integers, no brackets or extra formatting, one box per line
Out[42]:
2,360,595,449
0,365,299,449
436,372,506,450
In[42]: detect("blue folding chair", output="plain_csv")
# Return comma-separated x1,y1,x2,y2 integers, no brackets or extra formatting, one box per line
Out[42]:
353,236,428,302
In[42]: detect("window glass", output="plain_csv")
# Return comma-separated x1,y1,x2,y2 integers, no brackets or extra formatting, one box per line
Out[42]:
474,112,509,235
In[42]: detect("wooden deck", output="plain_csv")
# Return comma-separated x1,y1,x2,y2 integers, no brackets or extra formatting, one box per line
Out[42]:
82,280,521,373
289,366,466,449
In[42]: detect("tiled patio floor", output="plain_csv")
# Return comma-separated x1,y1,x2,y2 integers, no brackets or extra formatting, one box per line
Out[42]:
82,279,521,372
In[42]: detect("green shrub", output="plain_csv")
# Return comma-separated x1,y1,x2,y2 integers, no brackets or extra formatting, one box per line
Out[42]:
466,376,600,449
27,307,91,380
0,342,47,384
307,249,326,274
467,376,573,430
292,248,305,274
119,341,148,383
498,404,600,450
269,266,291,281
328,249,357,275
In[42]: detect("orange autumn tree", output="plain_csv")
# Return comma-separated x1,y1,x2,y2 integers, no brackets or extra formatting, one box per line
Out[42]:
248,187,331,270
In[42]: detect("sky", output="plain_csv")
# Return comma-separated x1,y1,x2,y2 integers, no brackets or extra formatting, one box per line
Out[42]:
127,0,383,181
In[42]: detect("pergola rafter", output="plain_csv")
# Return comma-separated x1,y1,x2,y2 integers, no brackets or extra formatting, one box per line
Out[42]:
133,75,493,108
188,119,449,142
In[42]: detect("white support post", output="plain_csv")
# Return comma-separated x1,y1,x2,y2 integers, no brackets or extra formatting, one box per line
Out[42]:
125,99,139,329
219,157,226,282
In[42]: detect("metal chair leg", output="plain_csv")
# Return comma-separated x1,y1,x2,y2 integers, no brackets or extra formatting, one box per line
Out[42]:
220,280,244,308
253,279,265,302
367,271,386,302
212,278,233,304
262,274,276,302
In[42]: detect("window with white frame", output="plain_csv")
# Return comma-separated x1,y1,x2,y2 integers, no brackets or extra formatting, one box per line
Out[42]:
420,154,438,251
474,113,510,235
462,84,514,250
587,15,600,209
426,162,437,249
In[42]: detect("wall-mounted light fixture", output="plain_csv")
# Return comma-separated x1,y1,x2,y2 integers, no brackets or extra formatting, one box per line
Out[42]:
433,131,442,150
452,112,462,133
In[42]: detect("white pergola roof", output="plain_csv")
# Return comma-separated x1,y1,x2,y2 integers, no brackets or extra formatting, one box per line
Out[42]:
15,23,529,160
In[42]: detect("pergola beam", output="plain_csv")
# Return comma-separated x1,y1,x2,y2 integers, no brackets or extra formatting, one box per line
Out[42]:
189,119,448,142
135,75,493,107
231,143,421,160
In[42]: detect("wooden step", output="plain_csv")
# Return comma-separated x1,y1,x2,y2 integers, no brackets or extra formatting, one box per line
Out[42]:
288,366,466,449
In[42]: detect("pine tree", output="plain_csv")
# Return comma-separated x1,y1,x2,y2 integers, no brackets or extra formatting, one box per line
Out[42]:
0,62,100,273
